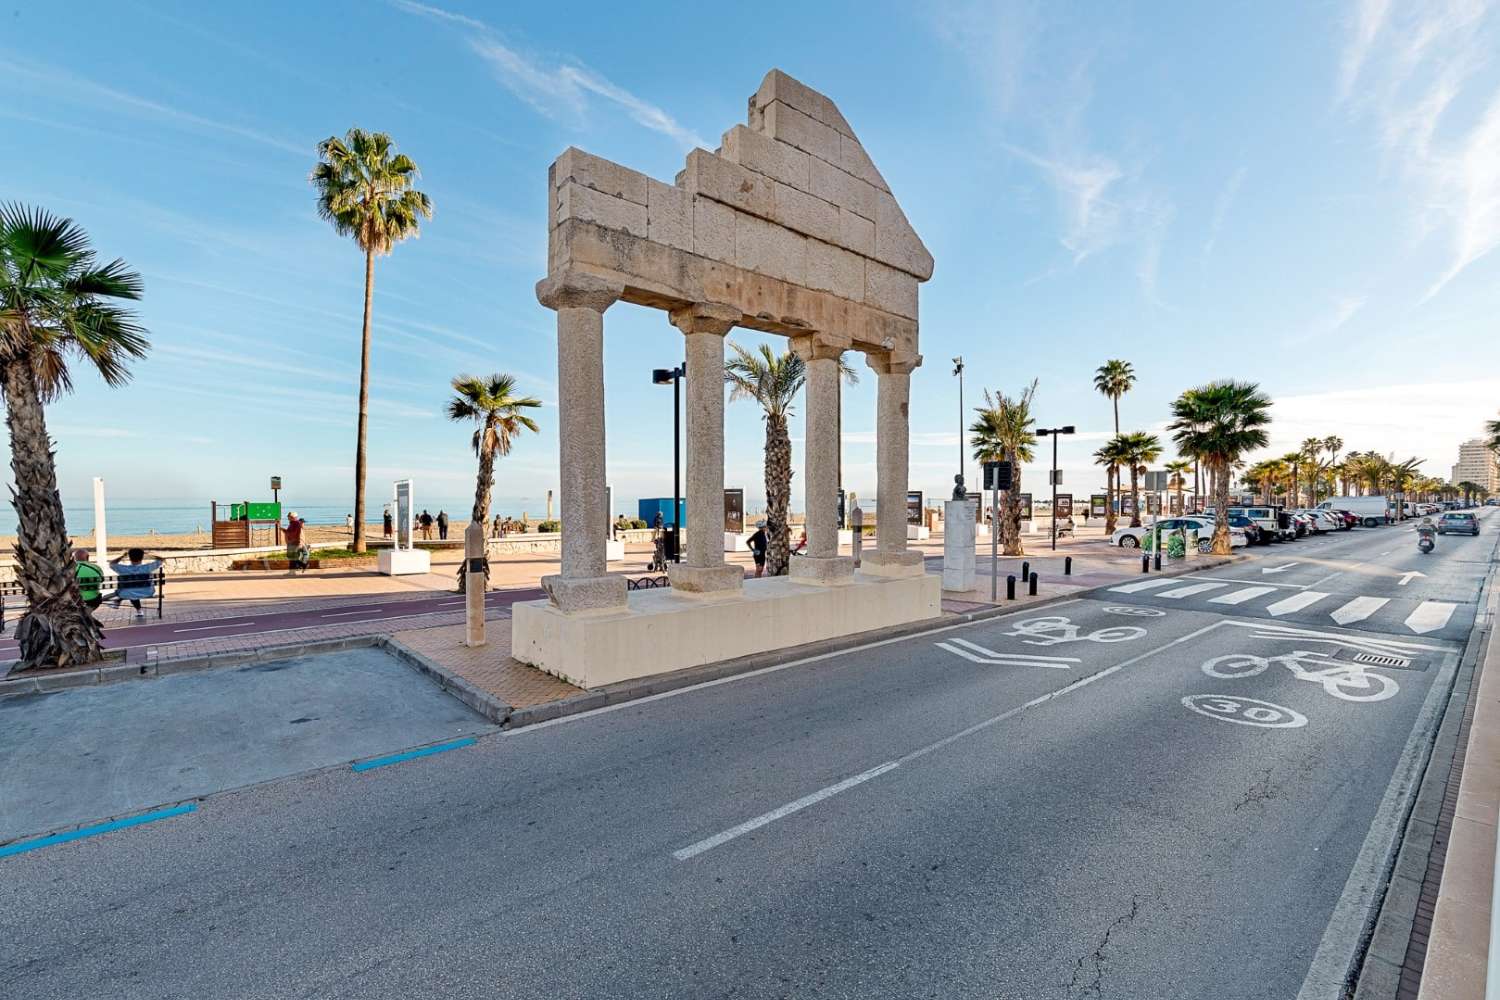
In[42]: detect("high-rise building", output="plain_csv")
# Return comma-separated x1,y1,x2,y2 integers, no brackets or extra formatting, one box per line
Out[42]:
1450,438,1500,493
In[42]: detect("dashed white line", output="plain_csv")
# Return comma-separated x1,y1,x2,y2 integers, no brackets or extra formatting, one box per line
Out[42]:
1208,586,1277,605
1329,596,1389,625
1265,591,1329,616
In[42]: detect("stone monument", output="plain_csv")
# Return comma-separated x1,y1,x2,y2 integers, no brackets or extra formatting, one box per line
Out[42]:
513,69,940,687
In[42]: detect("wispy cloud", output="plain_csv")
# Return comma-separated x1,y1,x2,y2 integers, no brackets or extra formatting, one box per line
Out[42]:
391,0,706,149
1335,1,1500,300
0,53,306,157
1201,166,1247,264
1005,145,1124,263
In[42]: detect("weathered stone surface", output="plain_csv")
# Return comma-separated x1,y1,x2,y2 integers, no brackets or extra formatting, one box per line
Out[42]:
839,208,875,257
693,196,736,263
762,100,843,165
873,190,934,280
772,181,840,245
553,147,649,207
646,178,692,253
864,259,919,320
557,181,647,238
682,148,774,218
805,241,864,302
735,210,807,285
720,124,811,191
839,131,890,193
808,156,879,222
667,563,744,594
750,69,855,139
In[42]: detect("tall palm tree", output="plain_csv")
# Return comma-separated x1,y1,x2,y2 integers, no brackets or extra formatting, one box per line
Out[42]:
311,128,433,553
1117,431,1163,526
1458,480,1483,505
0,205,149,670
1168,381,1273,554
1093,360,1135,529
447,373,540,590
1323,435,1343,472
1299,438,1325,507
970,380,1038,556
1165,458,1191,514
1486,415,1500,453
725,342,856,575
1281,452,1303,508
1093,439,1128,531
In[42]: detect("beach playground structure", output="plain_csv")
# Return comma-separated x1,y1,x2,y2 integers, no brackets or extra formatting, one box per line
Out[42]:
210,500,282,549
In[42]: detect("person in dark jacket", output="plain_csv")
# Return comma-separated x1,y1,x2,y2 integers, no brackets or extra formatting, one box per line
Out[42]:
436,510,449,540
747,520,768,578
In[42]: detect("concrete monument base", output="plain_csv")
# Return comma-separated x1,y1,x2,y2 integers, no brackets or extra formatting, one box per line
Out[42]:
861,549,926,578
512,572,941,689
667,563,745,594
907,524,930,541
541,573,627,613
606,539,625,562
789,554,855,584
942,499,977,592
378,548,431,576
724,531,749,552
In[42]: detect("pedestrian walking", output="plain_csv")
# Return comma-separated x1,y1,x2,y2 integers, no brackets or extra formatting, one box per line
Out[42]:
345,513,353,532
436,510,449,540
419,509,434,540
284,511,309,572
747,519,768,578
383,507,393,538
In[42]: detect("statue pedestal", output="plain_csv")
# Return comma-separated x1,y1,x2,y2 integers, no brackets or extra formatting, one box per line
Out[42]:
379,548,430,576
942,500,977,592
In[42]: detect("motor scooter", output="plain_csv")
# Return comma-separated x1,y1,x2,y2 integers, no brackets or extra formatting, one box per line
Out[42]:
1417,528,1436,554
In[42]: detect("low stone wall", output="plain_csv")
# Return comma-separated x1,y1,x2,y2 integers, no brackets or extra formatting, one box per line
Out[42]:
0,545,291,584
486,528,656,556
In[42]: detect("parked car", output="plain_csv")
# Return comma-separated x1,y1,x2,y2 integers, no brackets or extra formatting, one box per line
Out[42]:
1310,510,1346,532
1211,505,1296,542
1329,509,1359,528
1111,516,1247,551
1292,510,1329,534
1317,496,1391,528
1437,512,1480,536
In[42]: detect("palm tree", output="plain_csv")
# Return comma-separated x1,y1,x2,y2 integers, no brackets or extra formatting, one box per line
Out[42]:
1093,360,1135,529
1458,480,1483,505
1300,438,1324,507
311,128,433,554
970,380,1038,556
0,205,149,670
447,373,540,590
725,342,856,575
1168,381,1273,554
1323,435,1343,473
1117,431,1162,527
1165,458,1191,514
1281,452,1303,508
1486,415,1500,453
1093,439,1128,531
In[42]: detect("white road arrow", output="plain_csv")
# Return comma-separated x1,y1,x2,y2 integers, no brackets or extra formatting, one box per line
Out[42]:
1261,562,1300,575
1397,571,1425,586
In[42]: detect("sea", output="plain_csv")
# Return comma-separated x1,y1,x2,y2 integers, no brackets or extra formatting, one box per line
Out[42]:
0,495,562,537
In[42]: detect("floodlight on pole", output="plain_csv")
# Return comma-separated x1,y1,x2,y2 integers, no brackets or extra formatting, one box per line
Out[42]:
1036,425,1077,551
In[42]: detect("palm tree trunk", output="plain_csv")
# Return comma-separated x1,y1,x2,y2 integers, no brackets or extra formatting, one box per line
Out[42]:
1129,466,1141,527
1002,456,1023,556
765,412,791,575
4,357,104,670
458,440,498,594
1104,466,1117,534
351,249,374,554
1212,461,1232,554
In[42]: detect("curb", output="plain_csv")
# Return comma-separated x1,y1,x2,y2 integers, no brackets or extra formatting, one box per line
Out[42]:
379,637,514,726
503,554,1239,729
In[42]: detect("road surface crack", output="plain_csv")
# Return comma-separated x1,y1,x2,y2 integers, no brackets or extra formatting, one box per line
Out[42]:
1067,894,1143,997
1234,767,1279,812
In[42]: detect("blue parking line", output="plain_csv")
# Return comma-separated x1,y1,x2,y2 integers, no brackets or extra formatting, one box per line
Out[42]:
0,802,198,859
351,737,477,772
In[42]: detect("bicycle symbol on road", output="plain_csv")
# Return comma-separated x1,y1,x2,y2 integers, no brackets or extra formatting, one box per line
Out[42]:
1004,616,1147,646
1201,650,1399,703
1102,605,1167,618
1182,694,1308,728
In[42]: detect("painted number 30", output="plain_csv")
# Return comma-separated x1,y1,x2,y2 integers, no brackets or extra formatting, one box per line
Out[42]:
1181,694,1308,729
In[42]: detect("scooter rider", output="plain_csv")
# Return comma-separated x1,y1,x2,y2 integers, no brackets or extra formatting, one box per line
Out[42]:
1417,516,1437,552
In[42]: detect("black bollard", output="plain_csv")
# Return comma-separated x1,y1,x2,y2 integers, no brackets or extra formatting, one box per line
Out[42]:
1154,549,1162,572
1020,560,1030,581
1141,554,1150,573
1064,556,1073,576
1006,575,1016,600
1028,571,1039,596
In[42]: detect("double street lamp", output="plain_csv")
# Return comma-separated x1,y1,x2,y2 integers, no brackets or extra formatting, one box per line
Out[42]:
652,363,685,563
952,357,966,497
1035,425,1076,551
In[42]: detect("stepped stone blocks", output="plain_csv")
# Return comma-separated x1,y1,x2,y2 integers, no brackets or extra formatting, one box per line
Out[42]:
520,69,938,686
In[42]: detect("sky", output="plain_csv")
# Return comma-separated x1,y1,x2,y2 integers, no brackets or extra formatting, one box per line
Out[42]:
4,0,1500,521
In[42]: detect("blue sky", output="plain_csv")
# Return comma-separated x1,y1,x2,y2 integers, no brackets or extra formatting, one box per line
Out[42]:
4,0,1500,519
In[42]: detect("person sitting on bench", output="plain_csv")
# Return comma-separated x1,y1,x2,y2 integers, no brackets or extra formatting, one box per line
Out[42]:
108,548,162,621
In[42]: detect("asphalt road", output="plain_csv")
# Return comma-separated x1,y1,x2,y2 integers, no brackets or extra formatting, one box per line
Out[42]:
2,512,1492,999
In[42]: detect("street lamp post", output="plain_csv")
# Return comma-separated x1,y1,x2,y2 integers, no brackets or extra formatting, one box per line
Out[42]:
952,357,965,495
652,363,686,563
1036,425,1076,551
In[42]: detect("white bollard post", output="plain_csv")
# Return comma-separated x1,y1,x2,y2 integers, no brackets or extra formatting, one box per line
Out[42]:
464,520,486,647
92,477,107,562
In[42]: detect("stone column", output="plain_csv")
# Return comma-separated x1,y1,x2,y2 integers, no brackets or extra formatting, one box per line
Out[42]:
667,302,744,595
863,352,926,578
790,333,854,584
535,272,627,613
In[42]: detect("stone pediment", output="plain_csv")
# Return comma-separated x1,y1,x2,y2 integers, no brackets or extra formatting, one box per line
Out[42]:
546,69,930,359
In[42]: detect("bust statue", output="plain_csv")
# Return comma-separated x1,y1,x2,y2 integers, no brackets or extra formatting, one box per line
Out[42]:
951,473,967,501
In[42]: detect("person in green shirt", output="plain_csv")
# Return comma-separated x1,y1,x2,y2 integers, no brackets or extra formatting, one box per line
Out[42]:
72,547,104,610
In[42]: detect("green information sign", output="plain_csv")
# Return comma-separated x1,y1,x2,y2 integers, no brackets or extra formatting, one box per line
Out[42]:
230,501,283,521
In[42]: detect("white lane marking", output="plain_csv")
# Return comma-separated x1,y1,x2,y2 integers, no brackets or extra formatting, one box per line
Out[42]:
1207,586,1277,605
1330,596,1389,625
670,621,1222,861
1265,591,1330,616
1107,579,1178,594
672,761,901,861
1261,562,1300,574
937,638,1078,668
170,619,257,633
1156,582,1228,599
320,609,386,618
1397,571,1425,586
1404,601,1456,635
511,600,1084,734
1228,620,1444,653
1188,576,1308,590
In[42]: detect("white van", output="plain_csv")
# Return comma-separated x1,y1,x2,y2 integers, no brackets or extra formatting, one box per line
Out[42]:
1317,496,1390,528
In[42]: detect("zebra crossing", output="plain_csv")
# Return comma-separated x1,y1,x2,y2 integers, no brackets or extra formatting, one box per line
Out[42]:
1103,577,1462,636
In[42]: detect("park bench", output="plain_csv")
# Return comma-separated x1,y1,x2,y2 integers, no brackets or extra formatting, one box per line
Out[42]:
0,567,167,634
